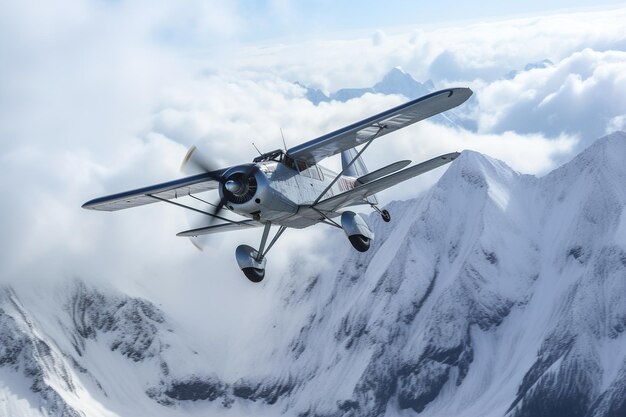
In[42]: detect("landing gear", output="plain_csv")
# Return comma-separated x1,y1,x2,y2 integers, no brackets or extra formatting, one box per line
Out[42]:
372,205,391,223
349,234,371,252
235,223,286,283
235,245,266,282
341,211,375,253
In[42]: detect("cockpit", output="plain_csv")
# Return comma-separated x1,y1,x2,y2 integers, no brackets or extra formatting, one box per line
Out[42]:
253,149,285,163
253,149,323,180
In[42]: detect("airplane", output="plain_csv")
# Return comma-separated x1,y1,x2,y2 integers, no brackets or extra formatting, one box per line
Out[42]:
83,87,472,282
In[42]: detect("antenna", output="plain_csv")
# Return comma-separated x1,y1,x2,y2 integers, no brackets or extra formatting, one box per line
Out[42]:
280,128,288,152
251,142,263,156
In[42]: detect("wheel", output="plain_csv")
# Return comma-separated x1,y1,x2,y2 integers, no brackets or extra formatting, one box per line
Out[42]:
381,209,391,223
235,244,267,283
242,267,265,283
349,234,371,252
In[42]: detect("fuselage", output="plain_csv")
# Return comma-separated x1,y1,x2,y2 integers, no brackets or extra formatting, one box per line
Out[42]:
222,156,358,229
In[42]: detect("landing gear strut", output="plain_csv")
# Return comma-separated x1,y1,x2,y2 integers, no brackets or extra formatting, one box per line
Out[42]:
235,222,286,283
372,205,391,223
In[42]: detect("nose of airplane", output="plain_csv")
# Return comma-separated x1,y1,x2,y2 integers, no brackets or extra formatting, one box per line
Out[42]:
225,179,243,194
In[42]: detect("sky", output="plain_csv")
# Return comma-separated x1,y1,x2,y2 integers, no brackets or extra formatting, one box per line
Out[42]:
234,0,626,41
1,0,626,341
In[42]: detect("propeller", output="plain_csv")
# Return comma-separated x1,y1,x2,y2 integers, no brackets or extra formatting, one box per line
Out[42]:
180,145,220,175
181,145,230,221
180,145,226,250
179,145,257,252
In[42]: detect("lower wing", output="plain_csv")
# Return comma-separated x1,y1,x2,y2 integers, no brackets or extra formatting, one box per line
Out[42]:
176,220,262,237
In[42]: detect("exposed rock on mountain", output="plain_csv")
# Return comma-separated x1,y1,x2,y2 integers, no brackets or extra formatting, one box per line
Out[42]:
1,133,625,417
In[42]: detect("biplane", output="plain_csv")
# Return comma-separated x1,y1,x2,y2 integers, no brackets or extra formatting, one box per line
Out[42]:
83,88,472,282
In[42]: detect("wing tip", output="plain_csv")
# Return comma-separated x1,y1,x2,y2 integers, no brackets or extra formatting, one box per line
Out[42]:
440,151,461,161
448,87,473,101
176,230,197,237
81,200,98,210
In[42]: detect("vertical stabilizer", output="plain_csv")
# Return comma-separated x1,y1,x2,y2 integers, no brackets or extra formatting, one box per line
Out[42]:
341,148,367,177
341,148,378,205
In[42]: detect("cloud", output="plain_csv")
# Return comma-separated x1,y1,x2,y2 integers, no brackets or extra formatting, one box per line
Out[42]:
145,75,577,204
228,7,626,91
0,2,624,346
372,29,388,46
476,49,626,148
607,115,626,134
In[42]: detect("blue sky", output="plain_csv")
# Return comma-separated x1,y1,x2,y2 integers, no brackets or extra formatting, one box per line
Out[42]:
146,0,626,48
215,0,626,41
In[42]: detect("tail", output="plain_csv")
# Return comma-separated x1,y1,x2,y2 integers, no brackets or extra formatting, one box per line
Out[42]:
341,149,378,205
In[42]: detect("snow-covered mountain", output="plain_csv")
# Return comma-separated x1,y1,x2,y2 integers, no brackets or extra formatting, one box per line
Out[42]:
1,133,625,417
297,67,434,104
297,67,469,128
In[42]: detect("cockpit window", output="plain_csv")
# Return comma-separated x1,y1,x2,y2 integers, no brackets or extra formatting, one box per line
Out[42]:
283,155,295,170
296,160,309,172
280,155,322,180
253,149,285,163
295,160,323,180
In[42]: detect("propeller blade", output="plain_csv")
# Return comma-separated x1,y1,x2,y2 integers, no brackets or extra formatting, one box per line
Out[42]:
180,145,221,178
187,236,204,251
211,195,228,219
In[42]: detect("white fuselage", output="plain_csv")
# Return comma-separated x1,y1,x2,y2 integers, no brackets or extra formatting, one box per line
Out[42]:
225,160,358,228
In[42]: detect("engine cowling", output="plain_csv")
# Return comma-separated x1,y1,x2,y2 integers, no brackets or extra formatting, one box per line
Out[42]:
220,164,297,221
221,166,258,205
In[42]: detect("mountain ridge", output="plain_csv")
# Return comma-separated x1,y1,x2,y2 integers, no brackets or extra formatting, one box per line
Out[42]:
297,67,434,105
1,133,625,417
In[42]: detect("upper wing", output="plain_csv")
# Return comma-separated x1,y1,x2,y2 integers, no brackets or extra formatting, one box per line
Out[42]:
287,88,472,164
82,170,224,211
314,152,459,212
176,220,262,237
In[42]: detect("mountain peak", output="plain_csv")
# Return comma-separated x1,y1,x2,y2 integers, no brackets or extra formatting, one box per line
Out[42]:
547,131,626,184
373,68,431,98
428,150,522,219
584,130,626,157
380,67,411,82
440,150,518,188
297,68,434,104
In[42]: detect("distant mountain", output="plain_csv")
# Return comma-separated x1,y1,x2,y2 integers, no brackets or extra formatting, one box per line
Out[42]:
1,133,625,416
505,59,554,79
298,67,434,104
297,67,471,128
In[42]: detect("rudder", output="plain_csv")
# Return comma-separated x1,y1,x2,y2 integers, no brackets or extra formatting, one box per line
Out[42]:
341,148,378,205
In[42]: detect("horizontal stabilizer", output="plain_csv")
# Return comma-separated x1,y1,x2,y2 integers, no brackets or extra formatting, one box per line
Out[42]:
176,220,262,237
314,152,460,212
356,160,411,184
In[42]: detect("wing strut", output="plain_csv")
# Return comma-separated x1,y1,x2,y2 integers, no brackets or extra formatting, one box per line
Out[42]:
147,194,241,225
312,124,385,205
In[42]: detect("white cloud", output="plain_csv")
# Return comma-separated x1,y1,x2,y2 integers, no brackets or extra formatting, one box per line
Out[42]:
372,29,388,46
0,2,624,345
607,115,626,134
476,49,626,148
229,7,626,90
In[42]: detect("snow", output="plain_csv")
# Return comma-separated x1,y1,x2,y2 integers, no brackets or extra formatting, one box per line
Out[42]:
0,133,625,417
